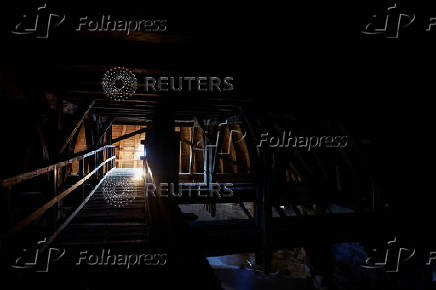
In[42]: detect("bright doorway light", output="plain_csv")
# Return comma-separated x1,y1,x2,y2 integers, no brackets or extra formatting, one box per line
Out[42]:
132,168,145,180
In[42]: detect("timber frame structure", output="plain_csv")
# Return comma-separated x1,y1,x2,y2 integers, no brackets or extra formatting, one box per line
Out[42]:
2,2,430,290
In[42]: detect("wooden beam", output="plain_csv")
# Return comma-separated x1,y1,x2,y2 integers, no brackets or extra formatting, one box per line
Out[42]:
111,127,147,144
118,125,127,168
193,127,204,174
84,116,97,149
0,145,114,188
180,127,191,173
59,100,95,155
221,127,238,173
97,118,114,145
231,124,250,172
36,123,50,161
145,104,180,244
238,108,272,272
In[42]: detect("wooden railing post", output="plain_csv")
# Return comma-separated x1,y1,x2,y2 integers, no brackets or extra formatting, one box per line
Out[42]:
109,147,116,169
101,150,104,177
104,148,107,174
107,147,111,171
94,152,97,181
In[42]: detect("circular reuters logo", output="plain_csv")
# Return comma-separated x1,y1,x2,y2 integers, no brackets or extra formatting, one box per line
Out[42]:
102,66,137,101
102,177,137,208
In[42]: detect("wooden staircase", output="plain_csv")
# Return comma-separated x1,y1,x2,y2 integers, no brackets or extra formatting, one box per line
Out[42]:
53,168,149,248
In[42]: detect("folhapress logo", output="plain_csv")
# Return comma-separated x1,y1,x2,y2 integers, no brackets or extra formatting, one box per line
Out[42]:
361,237,436,272
361,4,415,38
362,3,436,38
11,3,65,39
11,238,65,272
11,4,168,39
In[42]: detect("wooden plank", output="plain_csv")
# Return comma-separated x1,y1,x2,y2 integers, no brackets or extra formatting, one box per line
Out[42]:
49,166,59,230
0,145,112,188
96,118,114,145
192,127,204,174
111,127,147,144
36,124,50,161
180,127,191,173
231,124,250,172
221,127,238,173
59,100,95,155
119,125,127,168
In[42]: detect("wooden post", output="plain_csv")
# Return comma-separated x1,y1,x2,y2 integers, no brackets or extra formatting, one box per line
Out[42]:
145,104,180,244
79,158,85,201
112,147,115,169
109,147,116,169
255,149,272,273
189,127,193,174
231,124,250,173
202,129,213,187
206,147,213,188
48,167,59,232
94,151,98,182
239,109,272,273
59,100,95,156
